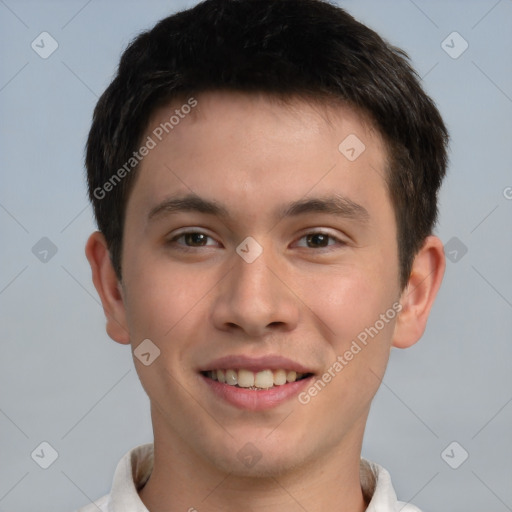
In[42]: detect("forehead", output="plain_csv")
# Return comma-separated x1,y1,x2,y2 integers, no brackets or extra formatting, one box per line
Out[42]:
126,90,391,226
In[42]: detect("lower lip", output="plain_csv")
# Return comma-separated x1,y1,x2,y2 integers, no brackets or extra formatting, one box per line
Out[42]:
200,374,314,411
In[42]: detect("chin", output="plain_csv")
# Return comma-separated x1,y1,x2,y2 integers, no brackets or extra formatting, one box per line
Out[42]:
200,437,312,479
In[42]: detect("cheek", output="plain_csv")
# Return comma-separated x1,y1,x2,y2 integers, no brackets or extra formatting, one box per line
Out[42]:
121,250,212,340
306,264,395,345
305,269,398,419
121,258,213,396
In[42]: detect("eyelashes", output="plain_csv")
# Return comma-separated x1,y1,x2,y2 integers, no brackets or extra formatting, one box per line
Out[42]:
169,232,218,248
294,232,345,249
167,230,347,252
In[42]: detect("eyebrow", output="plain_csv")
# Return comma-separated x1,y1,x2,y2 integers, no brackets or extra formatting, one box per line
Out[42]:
278,195,369,222
148,194,229,220
147,193,369,224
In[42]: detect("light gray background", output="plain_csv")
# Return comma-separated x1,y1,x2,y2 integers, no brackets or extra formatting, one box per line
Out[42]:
1,1,511,511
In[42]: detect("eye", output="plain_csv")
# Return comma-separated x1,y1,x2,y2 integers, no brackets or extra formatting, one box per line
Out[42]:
294,231,345,249
168,231,219,248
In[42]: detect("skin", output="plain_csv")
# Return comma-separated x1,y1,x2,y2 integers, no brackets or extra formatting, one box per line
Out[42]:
86,91,445,512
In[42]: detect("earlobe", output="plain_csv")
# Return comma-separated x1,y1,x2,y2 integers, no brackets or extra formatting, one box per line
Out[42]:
392,235,446,349
85,231,130,345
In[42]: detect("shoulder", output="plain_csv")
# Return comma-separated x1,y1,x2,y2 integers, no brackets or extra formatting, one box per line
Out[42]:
71,444,153,512
360,458,424,512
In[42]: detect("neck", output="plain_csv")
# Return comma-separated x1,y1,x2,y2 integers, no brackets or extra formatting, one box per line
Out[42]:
139,411,368,512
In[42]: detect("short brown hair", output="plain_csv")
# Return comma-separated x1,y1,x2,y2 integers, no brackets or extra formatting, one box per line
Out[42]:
86,0,449,289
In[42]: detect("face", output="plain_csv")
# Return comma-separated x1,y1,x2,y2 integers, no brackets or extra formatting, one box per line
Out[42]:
116,91,403,476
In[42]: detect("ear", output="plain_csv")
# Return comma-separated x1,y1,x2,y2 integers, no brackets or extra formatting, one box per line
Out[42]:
85,231,130,344
392,235,445,349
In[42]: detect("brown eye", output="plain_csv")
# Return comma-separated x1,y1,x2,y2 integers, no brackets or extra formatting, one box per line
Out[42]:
306,233,330,248
183,233,209,246
295,231,343,249
168,231,218,249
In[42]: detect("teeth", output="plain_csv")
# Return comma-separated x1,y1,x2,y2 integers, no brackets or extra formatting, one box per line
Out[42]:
225,369,238,386
286,370,297,383
254,369,274,389
273,369,287,386
237,369,255,388
206,368,308,389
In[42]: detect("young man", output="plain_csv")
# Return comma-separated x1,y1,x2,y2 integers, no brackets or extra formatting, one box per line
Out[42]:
81,0,448,510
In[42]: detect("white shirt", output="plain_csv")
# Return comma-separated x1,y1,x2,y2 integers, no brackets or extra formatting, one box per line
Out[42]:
75,444,421,512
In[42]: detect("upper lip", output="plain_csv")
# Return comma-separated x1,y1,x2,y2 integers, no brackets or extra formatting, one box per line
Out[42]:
199,354,316,374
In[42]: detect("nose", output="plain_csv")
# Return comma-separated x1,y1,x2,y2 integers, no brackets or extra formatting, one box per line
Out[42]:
210,245,300,338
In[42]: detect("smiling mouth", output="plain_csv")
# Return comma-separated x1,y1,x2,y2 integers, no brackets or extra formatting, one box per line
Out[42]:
200,369,313,390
